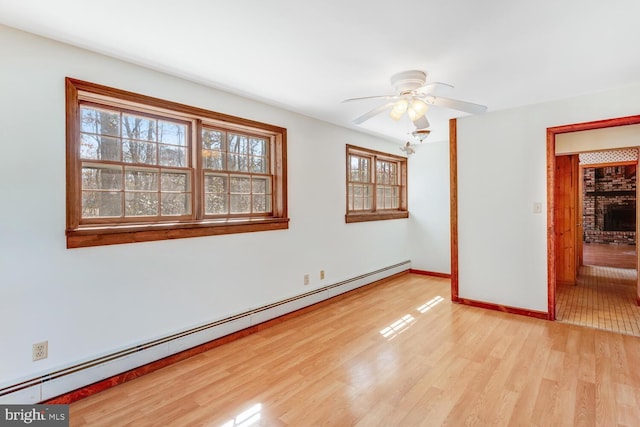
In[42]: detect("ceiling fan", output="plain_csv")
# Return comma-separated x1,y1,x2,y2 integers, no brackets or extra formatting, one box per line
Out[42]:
343,70,487,133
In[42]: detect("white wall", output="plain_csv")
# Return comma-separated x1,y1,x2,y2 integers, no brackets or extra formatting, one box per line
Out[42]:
408,140,451,274
456,85,640,311
0,25,412,387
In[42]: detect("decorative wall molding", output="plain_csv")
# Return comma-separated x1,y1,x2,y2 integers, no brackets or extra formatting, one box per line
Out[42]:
579,148,638,165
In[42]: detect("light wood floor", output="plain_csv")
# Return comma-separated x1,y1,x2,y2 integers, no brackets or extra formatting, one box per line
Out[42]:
557,266,640,336
583,243,636,270
70,274,640,426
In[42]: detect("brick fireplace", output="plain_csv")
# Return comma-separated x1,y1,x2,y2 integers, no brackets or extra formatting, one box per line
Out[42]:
583,165,636,245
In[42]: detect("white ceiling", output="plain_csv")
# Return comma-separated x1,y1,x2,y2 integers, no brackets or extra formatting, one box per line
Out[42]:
2,0,640,143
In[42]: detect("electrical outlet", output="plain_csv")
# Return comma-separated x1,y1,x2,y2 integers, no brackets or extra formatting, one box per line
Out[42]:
533,202,542,214
304,274,310,286
320,270,325,280
33,341,48,361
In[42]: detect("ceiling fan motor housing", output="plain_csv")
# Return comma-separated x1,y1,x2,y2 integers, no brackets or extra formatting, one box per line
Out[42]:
390,70,427,93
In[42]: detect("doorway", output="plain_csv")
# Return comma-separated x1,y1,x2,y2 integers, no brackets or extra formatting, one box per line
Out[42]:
547,115,640,335
554,157,640,335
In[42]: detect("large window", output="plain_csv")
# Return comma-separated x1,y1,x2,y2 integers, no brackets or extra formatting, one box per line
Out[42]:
66,78,288,248
346,145,408,223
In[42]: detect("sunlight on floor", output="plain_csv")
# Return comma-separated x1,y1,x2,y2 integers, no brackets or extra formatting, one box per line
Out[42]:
417,296,444,313
380,314,415,339
220,403,262,427
378,295,446,340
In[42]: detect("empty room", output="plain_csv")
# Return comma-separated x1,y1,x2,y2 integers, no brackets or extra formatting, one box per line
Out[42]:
2,1,640,426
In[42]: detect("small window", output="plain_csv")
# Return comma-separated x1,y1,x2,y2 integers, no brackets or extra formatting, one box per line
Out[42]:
346,145,408,223
66,78,288,248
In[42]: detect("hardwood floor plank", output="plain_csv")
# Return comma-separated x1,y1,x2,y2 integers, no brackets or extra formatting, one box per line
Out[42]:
575,380,597,427
68,274,640,426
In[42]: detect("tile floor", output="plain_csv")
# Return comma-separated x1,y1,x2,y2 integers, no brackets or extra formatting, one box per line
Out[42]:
557,264,640,336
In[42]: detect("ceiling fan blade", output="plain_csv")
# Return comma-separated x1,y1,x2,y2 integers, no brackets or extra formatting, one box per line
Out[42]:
423,95,487,114
352,102,396,125
413,82,454,96
412,115,430,129
342,94,399,103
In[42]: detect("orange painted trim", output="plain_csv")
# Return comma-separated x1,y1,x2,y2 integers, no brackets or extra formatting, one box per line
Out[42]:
409,269,451,279
42,270,408,405
449,118,459,302
548,115,640,134
546,128,556,320
457,298,548,320
547,114,640,322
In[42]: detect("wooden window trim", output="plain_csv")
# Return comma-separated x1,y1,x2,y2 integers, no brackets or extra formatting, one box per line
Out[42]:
66,78,288,248
345,144,408,223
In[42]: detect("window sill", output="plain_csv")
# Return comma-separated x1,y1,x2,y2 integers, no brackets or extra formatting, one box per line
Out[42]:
66,217,290,248
345,211,409,224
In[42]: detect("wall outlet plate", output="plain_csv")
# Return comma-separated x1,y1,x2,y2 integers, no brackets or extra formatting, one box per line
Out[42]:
33,341,48,361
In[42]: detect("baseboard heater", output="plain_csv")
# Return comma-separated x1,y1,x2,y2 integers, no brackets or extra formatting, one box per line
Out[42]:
0,260,411,404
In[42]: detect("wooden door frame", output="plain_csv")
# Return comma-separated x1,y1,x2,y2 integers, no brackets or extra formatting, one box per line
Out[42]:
547,115,640,320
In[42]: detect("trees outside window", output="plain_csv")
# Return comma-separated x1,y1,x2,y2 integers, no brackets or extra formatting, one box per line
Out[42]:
346,145,408,223
66,78,288,248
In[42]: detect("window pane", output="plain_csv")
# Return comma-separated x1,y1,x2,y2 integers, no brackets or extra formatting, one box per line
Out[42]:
125,192,158,216
122,114,156,141
349,183,372,211
80,107,119,137
230,176,251,193
252,194,271,213
252,177,270,194
204,174,227,193
159,144,186,167
353,195,363,210
205,194,228,214
202,129,224,151
230,194,251,213
251,156,266,173
81,135,121,161
364,196,372,209
161,171,189,192
228,154,249,172
123,140,157,164
161,193,191,216
158,121,187,146
250,138,266,156
82,191,122,217
82,165,122,190
228,134,249,154
125,169,158,191
350,155,370,183
203,150,225,170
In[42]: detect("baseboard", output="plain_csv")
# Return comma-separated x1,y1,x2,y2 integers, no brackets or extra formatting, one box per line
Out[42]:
0,261,410,405
409,269,451,279
457,297,549,320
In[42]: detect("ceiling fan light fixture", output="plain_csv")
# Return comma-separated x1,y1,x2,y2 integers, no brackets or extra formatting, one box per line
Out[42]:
411,128,431,141
408,99,428,121
389,99,408,120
